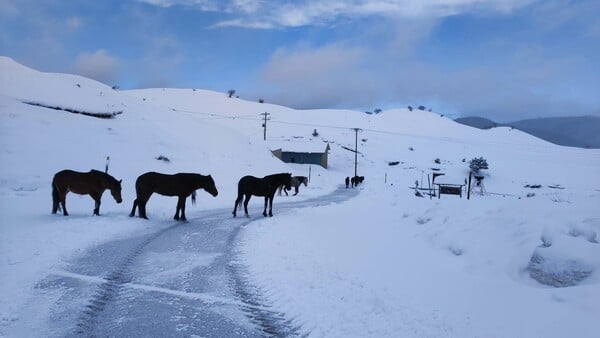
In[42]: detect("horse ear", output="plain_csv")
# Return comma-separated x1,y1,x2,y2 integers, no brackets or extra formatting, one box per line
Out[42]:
119,179,122,183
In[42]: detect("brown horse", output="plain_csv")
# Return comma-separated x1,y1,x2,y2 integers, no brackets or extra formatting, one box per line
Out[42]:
129,172,218,221
52,169,123,216
232,173,291,218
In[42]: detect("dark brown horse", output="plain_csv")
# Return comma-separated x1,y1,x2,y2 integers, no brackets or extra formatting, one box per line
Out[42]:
52,169,123,216
232,173,291,218
129,172,218,221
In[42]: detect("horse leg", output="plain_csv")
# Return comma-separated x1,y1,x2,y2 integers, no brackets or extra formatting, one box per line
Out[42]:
61,192,69,216
277,186,282,196
294,185,299,195
174,196,186,221
139,196,149,219
129,199,138,217
233,194,242,217
91,192,102,215
268,195,273,217
284,187,288,196
263,196,268,217
180,196,187,222
52,184,59,214
243,194,251,217
174,197,181,220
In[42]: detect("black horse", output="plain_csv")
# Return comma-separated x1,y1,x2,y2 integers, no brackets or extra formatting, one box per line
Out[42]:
52,169,123,216
232,173,291,218
129,172,218,221
351,175,364,187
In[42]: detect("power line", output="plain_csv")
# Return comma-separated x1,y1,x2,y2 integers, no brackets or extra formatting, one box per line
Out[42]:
167,107,595,153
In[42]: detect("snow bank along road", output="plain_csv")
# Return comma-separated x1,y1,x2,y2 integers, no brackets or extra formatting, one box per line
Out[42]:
33,186,357,337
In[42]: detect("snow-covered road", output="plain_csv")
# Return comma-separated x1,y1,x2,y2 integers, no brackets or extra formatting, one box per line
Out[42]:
30,186,357,337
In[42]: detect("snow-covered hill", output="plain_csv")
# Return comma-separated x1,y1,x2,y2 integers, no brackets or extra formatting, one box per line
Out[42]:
1,57,599,337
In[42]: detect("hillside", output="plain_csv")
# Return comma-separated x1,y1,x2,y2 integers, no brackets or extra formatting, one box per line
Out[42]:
1,57,599,337
455,115,600,148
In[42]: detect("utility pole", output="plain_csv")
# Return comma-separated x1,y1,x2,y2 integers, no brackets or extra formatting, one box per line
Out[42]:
261,112,270,141
352,128,361,177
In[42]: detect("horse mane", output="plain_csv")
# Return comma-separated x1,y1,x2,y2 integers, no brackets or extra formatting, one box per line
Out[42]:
90,169,120,186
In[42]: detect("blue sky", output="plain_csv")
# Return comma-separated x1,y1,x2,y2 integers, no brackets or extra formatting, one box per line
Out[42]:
1,0,598,121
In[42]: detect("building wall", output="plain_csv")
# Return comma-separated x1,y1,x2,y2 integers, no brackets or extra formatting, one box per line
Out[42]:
280,152,327,168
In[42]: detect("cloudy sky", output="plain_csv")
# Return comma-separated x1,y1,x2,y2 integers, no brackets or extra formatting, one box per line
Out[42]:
1,0,598,121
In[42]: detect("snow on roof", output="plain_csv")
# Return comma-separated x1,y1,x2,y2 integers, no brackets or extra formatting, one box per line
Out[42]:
268,140,330,153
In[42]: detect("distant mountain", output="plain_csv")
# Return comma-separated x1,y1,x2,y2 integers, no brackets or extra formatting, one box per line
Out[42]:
454,117,498,129
455,115,600,149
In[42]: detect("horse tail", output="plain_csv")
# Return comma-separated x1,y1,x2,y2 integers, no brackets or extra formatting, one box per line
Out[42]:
52,181,61,212
191,190,197,205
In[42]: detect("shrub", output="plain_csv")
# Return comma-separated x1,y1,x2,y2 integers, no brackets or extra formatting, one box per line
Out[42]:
469,157,489,173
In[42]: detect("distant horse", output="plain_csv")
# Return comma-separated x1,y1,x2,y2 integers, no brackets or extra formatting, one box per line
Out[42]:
52,169,123,216
345,176,350,188
351,175,364,187
277,176,308,196
129,172,218,221
233,173,291,218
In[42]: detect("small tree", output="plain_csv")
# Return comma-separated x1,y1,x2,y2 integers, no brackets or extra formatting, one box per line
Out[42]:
469,157,489,173
259,98,264,103
418,105,426,111
227,89,236,98
374,108,382,114
407,105,413,111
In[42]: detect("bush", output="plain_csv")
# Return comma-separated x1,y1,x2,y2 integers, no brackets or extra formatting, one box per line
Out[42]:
469,157,489,173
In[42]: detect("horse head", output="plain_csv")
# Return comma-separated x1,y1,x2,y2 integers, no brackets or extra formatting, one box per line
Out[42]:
110,179,123,203
205,175,219,197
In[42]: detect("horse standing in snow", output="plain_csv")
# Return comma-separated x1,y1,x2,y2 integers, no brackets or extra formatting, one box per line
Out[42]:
277,175,308,196
129,172,218,221
52,169,123,216
351,175,364,187
233,173,291,218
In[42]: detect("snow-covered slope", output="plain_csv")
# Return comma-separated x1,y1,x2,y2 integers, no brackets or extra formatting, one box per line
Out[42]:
1,57,599,337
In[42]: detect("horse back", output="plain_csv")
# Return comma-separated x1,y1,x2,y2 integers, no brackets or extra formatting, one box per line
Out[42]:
238,175,267,197
136,172,196,197
53,169,101,194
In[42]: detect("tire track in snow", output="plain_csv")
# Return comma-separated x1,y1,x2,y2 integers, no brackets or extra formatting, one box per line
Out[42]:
74,222,181,335
60,186,357,336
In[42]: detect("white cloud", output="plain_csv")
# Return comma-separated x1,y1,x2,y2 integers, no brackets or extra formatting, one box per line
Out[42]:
143,0,536,29
66,16,83,30
71,50,120,85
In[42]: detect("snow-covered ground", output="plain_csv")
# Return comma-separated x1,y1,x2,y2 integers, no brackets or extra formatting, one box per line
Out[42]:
1,56,599,337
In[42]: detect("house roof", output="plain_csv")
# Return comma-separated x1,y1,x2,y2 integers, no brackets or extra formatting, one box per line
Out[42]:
269,140,330,154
